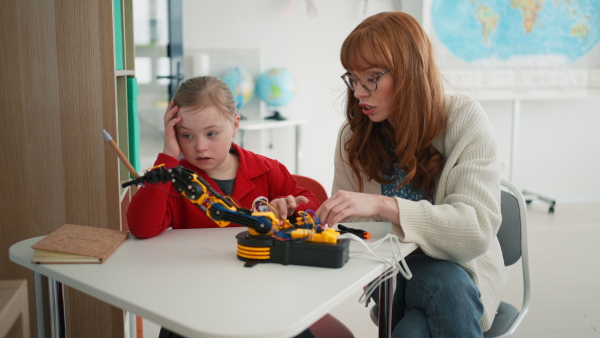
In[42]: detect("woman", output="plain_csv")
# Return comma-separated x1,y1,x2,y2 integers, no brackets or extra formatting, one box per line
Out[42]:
317,12,507,337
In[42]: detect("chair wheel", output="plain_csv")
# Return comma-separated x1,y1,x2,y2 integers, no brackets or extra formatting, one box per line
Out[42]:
549,202,556,214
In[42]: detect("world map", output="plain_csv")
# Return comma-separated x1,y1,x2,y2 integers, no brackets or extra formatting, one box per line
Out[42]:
431,0,600,66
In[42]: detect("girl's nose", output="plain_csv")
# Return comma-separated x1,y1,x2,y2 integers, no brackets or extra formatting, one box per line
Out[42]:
195,138,208,151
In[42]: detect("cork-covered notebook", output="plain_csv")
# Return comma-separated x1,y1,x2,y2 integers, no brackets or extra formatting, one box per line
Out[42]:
31,224,129,264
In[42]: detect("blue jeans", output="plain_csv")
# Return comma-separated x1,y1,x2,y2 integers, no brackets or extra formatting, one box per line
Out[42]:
376,254,484,338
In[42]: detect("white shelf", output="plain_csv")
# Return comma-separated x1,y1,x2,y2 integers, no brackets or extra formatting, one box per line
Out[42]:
115,70,135,77
239,118,309,131
238,118,309,174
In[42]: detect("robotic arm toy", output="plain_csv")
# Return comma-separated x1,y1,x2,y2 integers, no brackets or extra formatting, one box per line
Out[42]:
123,165,350,268
123,165,275,235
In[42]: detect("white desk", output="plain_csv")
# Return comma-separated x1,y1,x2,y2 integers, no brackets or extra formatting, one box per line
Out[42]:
10,223,417,338
239,119,309,174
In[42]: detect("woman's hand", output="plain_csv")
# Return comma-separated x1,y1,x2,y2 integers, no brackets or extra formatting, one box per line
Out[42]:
316,190,399,227
162,100,182,159
269,195,309,220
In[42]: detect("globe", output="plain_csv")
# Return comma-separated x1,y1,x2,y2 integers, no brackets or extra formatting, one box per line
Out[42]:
256,68,296,107
220,66,255,108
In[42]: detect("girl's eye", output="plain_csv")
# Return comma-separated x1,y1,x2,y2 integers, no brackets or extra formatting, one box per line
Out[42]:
182,133,192,139
207,132,218,137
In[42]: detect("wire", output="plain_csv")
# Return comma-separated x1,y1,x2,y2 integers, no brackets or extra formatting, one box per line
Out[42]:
225,196,242,209
301,209,322,229
265,202,286,225
145,182,185,199
337,233,413,304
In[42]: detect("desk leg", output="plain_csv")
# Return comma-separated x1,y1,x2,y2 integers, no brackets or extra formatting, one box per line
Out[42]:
511,99,556,213
377,271,395,338
33,273,65,338
295,124,301,174
127,312,137,338
239,130,246,148
509,99,520,183
49,279,65,338
34,272,48,338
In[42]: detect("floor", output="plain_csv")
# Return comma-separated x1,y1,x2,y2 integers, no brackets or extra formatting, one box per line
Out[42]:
139,197,600,338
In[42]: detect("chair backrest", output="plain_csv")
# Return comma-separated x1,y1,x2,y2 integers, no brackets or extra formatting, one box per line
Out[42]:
498,180,529,268
292,174,328,203
498,179,531,334
498,191,522,266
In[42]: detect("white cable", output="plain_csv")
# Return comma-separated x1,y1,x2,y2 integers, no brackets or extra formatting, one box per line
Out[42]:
338,232,413,304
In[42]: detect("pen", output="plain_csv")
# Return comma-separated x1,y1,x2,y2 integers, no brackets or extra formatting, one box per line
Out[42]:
102,129,140,178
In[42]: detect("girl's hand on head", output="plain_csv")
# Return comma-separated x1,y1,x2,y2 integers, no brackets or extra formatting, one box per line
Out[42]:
316,190,398,227
163,100,182,159
269,195,309,220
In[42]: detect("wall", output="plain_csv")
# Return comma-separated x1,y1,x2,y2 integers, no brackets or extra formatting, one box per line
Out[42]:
181,0,600,202
483,98,600,202
1,1,126,336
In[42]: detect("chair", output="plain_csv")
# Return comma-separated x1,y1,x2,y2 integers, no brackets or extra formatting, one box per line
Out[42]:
368,179,531,337
293,174,329,203
483,179,531,337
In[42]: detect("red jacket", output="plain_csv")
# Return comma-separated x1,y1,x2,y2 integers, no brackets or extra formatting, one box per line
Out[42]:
127,143,321,239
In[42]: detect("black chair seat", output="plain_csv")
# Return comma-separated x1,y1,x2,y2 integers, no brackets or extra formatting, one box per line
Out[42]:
369,303,379,326
483,301,519,337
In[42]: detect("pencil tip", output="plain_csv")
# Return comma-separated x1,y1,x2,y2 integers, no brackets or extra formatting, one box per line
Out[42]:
102,129,112,142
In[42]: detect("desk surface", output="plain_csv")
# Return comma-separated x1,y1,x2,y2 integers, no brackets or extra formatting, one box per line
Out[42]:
10,222,417,338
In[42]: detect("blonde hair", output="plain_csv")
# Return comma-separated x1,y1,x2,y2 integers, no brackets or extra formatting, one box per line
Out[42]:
172,76,237,120
340,11,446,196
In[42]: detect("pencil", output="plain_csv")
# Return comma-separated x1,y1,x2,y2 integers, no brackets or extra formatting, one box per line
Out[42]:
102,129,140,178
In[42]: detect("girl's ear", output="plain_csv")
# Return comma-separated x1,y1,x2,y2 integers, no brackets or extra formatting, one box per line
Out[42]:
232,113,241,137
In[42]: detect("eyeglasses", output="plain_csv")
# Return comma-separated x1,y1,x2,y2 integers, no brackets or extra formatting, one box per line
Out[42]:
341,69,391,92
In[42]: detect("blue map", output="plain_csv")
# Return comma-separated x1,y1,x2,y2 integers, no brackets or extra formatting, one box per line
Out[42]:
431,0,600,66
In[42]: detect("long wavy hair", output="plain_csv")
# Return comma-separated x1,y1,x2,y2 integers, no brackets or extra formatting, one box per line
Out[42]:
340,12,447,196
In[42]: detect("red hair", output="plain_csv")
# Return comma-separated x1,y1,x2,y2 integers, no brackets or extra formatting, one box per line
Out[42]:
340,12,446,196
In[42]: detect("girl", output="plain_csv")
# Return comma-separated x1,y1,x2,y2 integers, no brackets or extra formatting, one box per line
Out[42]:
127,76,320,240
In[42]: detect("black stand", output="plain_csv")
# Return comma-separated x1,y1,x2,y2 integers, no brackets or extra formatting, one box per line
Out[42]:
264,111,287,121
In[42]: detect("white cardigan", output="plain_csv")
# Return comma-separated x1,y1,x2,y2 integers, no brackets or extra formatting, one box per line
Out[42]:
332,95,508,331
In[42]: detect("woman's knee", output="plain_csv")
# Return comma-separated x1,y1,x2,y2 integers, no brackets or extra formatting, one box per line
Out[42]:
405,255,478,295
403,255,482,311
393,255,483,337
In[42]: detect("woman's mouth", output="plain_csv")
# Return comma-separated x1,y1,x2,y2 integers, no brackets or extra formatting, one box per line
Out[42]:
360,104,375,115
